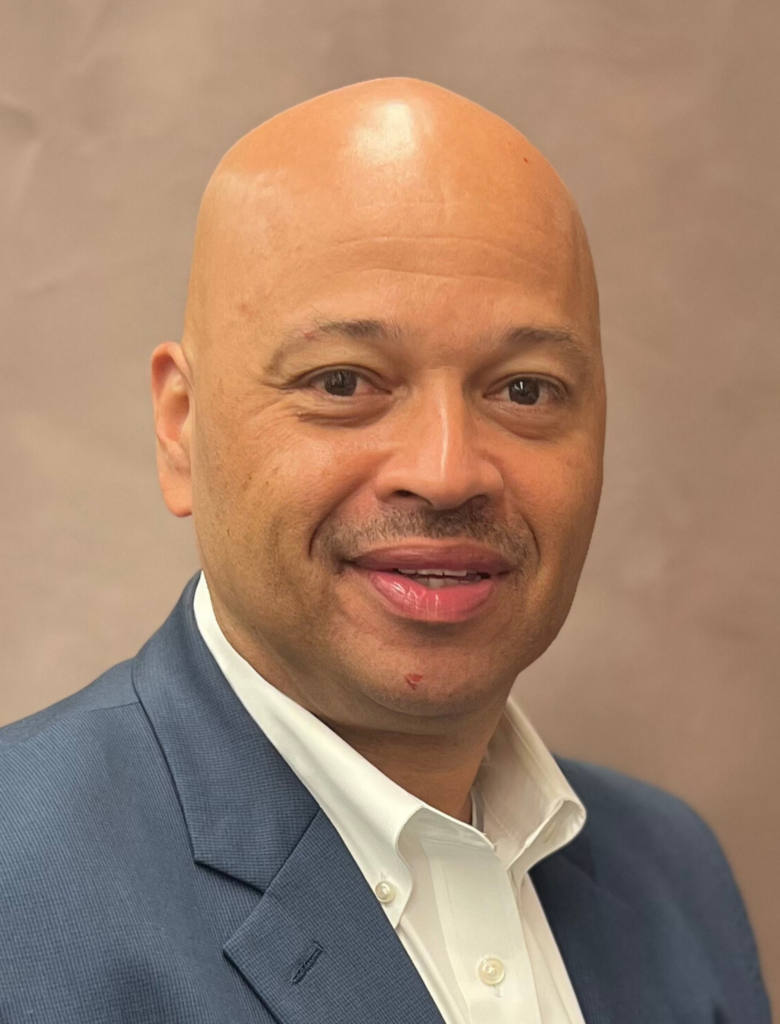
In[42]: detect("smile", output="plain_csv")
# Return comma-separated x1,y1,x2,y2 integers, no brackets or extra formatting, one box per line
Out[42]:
346,564,508,623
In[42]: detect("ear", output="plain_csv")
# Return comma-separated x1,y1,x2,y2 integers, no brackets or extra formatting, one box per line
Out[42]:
151,341,193,517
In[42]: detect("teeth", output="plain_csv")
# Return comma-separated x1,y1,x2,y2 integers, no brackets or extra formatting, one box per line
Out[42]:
396,568,470,577
420,577,454,589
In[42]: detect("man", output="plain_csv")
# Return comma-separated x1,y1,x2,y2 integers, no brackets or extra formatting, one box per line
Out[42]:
0,77,771,1023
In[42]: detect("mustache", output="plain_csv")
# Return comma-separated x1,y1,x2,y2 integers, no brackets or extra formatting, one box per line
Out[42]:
329,512,535,574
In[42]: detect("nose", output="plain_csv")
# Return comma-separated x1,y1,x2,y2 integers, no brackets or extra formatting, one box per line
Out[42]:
371,377,505,511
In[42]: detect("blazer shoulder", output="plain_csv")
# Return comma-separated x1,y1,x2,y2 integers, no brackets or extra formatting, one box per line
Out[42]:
0,658,156,847
557,754,709,836
556,755,772,1019
0,658,139,748
556,754,742,882
0,654,185,893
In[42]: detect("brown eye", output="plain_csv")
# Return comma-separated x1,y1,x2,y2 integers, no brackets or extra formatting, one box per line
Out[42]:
505,377,560,406
303,370,561,407
508,378,541,405
311,369,363,397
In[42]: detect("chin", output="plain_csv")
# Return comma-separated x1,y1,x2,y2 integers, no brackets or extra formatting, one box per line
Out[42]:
362,674,502,723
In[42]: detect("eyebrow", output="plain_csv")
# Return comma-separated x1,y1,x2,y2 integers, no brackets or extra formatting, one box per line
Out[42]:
266,317,593,375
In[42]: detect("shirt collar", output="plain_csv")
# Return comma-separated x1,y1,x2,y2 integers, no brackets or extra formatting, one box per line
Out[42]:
193,572,585,922
475,698,586,874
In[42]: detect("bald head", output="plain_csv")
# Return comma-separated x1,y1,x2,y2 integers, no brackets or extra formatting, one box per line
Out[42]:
182,77,599,367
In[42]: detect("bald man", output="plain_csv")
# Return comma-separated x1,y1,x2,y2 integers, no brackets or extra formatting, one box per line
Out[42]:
0,79,771,1024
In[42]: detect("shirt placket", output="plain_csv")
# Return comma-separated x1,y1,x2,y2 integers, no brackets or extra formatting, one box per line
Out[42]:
421,832,543,1024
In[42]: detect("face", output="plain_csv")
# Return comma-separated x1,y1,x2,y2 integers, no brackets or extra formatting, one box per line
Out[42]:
153,99,606,735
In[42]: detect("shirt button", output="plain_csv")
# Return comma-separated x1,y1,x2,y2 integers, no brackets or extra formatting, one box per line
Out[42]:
478,956,505,986
374,880,397,904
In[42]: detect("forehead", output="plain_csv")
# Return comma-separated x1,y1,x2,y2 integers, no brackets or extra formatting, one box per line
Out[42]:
253,163,578,269
203,124,597,354
239,192,588,314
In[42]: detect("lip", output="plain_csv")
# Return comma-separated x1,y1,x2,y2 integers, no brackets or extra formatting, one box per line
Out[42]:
346,564,508,623
349,541,514,575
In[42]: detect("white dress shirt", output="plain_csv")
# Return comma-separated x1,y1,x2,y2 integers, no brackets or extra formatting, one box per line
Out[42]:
194,572,588,1024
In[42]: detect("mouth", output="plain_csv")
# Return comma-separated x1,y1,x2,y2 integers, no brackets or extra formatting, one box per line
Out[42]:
370,567,491,587
345,563,510,623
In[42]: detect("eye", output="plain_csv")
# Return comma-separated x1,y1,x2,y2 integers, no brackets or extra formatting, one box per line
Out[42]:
302,369,563,406
501,376,562,407
307,368,368,398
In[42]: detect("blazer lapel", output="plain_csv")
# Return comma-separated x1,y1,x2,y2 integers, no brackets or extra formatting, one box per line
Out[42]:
530,828,673,1024
224,810,445,1024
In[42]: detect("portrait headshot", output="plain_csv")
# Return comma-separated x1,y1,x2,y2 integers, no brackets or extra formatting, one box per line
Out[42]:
1,4,777,1023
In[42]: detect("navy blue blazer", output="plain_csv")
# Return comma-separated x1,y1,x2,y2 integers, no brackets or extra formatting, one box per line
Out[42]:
0,575,771,1023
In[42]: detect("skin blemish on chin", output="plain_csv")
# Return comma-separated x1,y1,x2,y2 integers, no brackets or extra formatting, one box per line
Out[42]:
405,673,423,690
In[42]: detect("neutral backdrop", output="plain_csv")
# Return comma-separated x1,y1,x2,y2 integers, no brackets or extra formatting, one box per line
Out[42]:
2,0,778,1010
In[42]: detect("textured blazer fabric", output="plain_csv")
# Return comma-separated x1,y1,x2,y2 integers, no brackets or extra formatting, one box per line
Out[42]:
0,575,772,1024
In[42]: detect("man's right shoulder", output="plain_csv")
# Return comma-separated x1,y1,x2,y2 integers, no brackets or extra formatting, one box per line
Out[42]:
0,659,140,749
0,659,167,858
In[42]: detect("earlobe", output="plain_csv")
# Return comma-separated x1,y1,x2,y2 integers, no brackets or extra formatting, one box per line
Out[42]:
151,342,193,518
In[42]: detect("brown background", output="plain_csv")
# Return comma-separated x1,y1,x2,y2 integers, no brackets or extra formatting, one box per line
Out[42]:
2,0,778,1010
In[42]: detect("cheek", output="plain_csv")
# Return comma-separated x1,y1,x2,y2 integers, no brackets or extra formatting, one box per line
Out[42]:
514,441,602,561
210,418,355,559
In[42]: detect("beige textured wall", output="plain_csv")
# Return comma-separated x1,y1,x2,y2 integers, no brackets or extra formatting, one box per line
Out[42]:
2,0,778,1008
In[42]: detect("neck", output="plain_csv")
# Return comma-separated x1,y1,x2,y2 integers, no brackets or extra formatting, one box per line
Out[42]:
323,714,501,823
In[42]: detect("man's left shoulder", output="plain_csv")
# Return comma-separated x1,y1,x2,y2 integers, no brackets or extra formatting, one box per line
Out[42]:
555,755,772,1019
556,754,746,896
556,755,721,861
